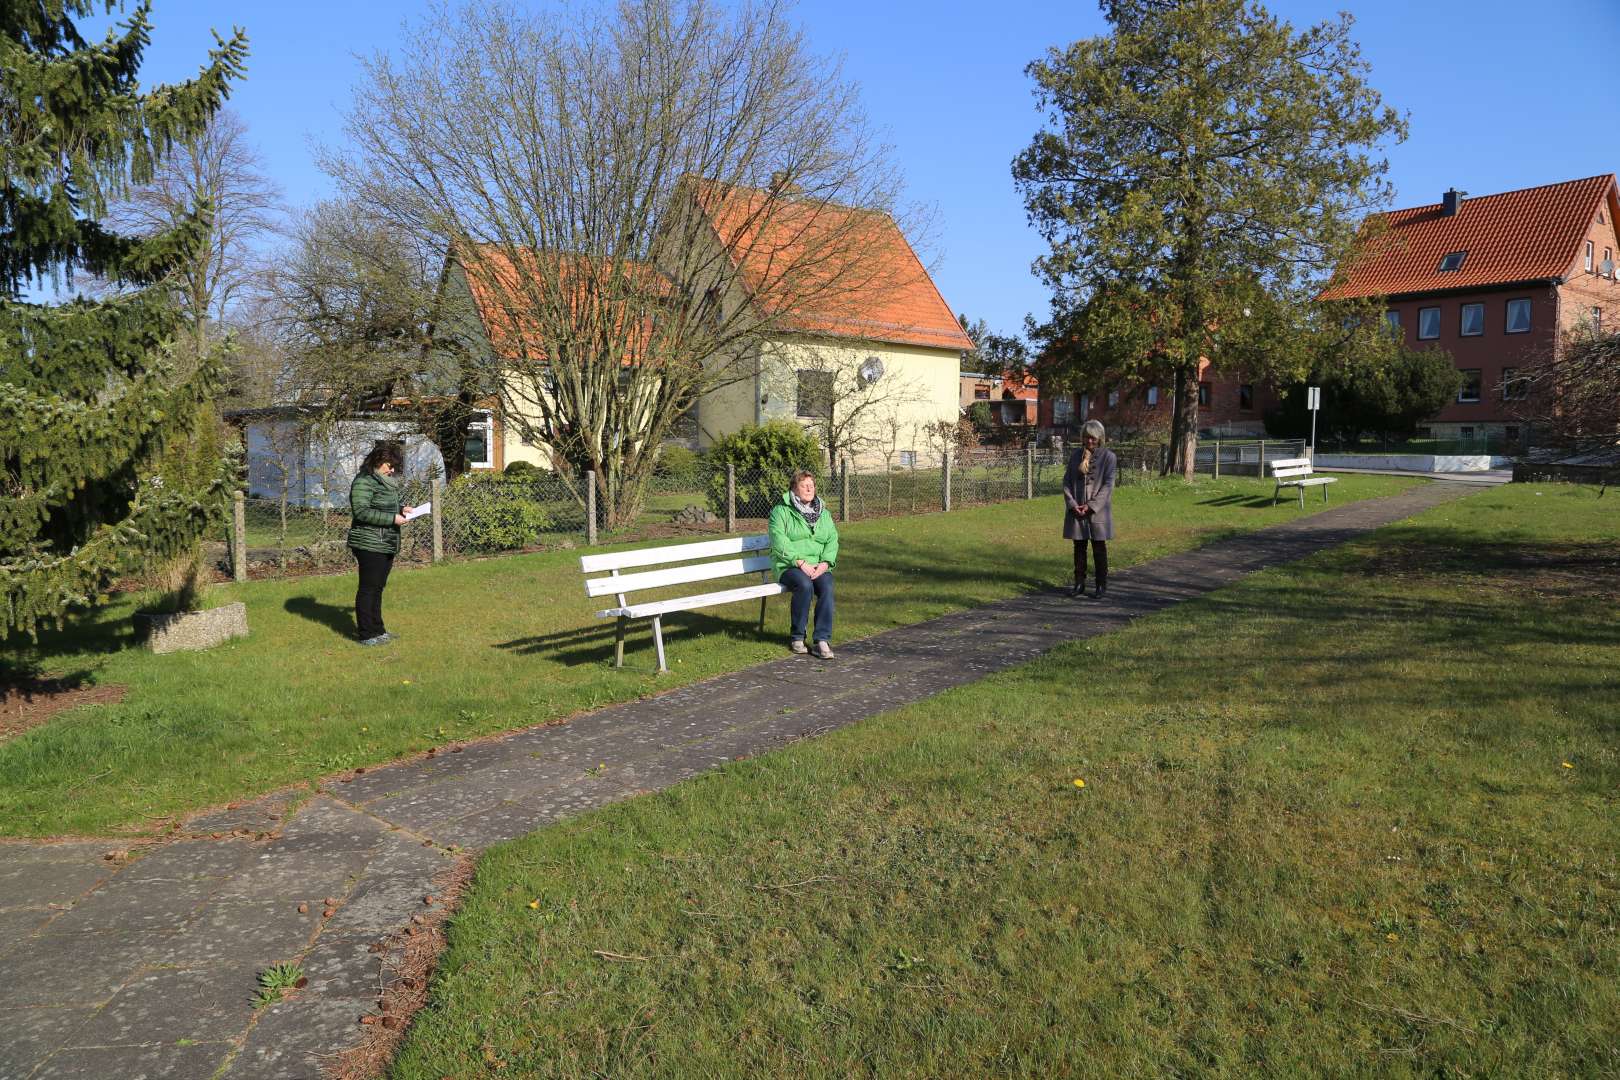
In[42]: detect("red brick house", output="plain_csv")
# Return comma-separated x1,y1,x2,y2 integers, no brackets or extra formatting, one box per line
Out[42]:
1035,360,1276,440
1321,175,1620,441
960,371,1039,427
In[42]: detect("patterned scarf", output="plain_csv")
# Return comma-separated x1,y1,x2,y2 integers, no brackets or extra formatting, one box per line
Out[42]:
790,491,822,527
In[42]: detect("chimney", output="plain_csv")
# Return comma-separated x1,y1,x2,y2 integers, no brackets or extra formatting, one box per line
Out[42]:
768,170,801,197
1442,188,1465,216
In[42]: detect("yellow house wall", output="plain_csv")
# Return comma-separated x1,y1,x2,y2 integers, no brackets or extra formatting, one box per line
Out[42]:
696,352,758,449
754,335,962,468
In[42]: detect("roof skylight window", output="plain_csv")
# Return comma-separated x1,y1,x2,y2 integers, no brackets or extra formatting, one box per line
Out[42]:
1437,251,1467,272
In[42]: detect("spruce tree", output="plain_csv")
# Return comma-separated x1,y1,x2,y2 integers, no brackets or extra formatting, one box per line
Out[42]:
1,2,248,636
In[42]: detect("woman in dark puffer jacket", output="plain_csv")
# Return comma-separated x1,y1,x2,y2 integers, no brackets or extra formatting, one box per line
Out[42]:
347,442,414,645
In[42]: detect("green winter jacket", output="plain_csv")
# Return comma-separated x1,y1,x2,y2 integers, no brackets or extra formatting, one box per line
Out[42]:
767,491,839,578
347,469,403,554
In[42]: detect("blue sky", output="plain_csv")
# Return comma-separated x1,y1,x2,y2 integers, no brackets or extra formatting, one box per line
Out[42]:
105,0,1620,334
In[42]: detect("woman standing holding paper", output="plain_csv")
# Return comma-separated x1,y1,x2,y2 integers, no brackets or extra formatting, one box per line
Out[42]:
347,442,414,646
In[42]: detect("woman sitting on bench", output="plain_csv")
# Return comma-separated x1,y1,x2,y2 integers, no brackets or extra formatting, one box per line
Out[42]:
769,470,840,658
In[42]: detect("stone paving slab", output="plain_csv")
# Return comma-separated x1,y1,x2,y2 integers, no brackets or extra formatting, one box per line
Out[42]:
0,480,1475,1078
31,1041,233,1080
69,966,259,1047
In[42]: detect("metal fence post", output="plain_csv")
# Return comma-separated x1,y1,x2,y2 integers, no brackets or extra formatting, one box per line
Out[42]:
585,470,597,546
941,452,953,512
231,491,247,583
840,457,851,522
1257,440,1267,479
725,463,736,533
1212,440,1221,480
430,477,444,563
1024,447,1035,499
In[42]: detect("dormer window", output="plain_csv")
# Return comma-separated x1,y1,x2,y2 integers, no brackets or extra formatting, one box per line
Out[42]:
1437,251,1466,272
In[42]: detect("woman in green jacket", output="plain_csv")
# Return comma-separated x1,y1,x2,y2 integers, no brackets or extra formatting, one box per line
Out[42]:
347,442,415,646
768,470,839,658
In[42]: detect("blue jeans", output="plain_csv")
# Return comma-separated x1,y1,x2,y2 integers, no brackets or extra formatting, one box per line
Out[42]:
780,568,835,643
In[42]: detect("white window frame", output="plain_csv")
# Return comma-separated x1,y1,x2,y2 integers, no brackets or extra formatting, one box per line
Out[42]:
1505,298,1532,334
1385,309,1402,333
1457,369,1482,404
1417,307,1441,340
1501,367,1527,401
1051,395,1074,426
1146,386,1159,407
1107,388,1120,408
1585,240,1595,272
466,410,495,470
1459,303,1484,337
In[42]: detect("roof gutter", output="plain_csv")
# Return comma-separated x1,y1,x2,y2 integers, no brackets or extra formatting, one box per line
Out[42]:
1362,276,1565,303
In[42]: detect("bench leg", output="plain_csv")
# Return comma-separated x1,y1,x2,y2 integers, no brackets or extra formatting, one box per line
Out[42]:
1273,481,1281,505
758,593,768,632
651,615,668,673
1298,484,1305,509
613,616,626,669
1322,482,1330,503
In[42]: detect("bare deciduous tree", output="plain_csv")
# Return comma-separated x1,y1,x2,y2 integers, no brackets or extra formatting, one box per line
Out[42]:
1516,322,1620,451
321,0,920,526
107,109,281,337
265,200,490,479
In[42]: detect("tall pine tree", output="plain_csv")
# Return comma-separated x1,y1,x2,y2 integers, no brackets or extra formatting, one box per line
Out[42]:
1,2,247,636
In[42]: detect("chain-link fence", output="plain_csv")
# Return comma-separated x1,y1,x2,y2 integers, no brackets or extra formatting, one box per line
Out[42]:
219,444,1178,581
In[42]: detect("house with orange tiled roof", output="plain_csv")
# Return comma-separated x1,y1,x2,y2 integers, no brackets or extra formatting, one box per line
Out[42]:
451,177,974,469
1322,174,1620,442
683,178,973,463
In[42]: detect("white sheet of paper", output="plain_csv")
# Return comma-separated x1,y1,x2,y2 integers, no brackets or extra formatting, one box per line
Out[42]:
402,502,432,521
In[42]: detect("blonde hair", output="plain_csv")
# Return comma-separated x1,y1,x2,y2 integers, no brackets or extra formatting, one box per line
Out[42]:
1079,420,1105,474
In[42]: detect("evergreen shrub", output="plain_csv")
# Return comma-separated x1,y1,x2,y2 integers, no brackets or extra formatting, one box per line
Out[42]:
447,473,551,553
705,421,822,517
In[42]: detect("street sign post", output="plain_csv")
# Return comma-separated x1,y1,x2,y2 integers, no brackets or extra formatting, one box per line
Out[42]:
1307,385,1321,454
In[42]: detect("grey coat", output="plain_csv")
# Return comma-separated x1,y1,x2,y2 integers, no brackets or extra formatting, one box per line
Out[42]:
1062,447,1116,541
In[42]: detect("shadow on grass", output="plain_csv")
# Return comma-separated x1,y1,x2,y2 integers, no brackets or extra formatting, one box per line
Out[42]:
498,609,774,667
284,596,355,639
11,606,142,662
1197,494,1283,508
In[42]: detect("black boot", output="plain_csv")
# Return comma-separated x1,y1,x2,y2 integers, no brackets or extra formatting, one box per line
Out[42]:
1069,577,1086,599
1092,581,1107,600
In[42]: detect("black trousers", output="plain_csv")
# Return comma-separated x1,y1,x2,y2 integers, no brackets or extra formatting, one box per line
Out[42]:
352,548,395,638
1073,539,1108,586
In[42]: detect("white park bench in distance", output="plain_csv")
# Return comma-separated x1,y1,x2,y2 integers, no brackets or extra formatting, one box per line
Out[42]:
1269,456,1337,507
580,534,782,672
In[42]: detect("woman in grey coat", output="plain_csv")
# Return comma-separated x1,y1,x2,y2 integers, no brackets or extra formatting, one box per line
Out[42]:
1062,419,1115,599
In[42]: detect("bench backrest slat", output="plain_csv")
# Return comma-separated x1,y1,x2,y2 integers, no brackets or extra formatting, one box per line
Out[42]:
585,554,774,598
1272,466,1313,479
1268,457,1311,472
579,534,769,574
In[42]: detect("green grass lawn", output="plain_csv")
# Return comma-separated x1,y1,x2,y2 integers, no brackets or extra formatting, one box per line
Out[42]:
388,484,1619,1078
0,474,1415,838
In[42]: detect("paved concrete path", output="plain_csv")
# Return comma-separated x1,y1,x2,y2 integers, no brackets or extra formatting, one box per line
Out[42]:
0,480,1476,1079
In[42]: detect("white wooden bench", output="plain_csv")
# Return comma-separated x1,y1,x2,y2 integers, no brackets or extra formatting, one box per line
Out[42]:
580,534,782,672
1269,456,1337,507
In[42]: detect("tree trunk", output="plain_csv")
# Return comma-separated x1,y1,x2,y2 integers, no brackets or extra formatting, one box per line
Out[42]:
1167,365,1199,479
1179,362,1205,482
